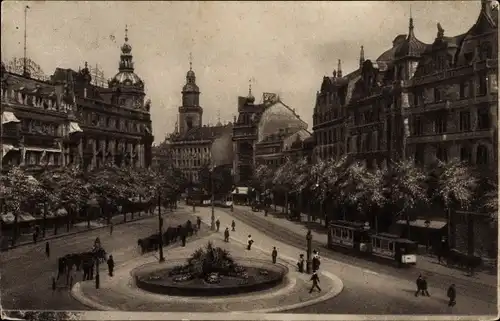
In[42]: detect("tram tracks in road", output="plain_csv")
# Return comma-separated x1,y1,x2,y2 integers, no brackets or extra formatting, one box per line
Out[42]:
222,207,497,305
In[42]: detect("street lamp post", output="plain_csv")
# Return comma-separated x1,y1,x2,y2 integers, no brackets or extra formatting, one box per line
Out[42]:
210,168,215,231
158,191,165,263
424,220,431,254
306,229,313,274
95,256,100,289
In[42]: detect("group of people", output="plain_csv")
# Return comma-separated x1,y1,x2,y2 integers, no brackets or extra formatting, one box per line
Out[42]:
415,274,457,307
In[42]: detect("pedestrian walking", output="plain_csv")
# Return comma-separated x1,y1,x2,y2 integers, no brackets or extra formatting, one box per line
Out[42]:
438,237,447,264
197,216,201,230
181,234,187,247
421,276,430,296
312,250,321,271
309,270,322,293
272,247,278,264
215,219,221,232
45,241,50,258
247,235,253,250
107,255,115,277
224,227,230,242
231,220,236,232
414,274,424,297
447,284,456,307
297,254,305,273
109,222,114,235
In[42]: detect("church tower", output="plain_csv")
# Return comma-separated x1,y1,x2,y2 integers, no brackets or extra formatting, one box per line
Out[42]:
178,54,203,135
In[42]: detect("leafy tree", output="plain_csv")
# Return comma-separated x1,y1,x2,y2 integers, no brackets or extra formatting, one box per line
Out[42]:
0,167,47,243
382,160,428,234
253,164,274,193
272,157,296,213
198,164,233,196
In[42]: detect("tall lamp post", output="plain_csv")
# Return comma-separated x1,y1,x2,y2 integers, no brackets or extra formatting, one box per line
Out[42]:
424,220,431,253
157,190,165,262
306,229,313,274
210,167,215,231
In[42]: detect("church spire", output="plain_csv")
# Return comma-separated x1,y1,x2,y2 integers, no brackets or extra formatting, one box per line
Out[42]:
337,59,342,78
408,5,415,38
247,78,255,104
189,52,193,71
359,45,365,68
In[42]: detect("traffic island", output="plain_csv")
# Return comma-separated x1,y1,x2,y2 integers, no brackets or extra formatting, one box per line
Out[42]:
134,244,288,296
71,235,343,312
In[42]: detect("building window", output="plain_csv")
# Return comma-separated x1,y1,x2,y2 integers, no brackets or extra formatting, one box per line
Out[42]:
476,145,489,165
477,74,487,96
477,108,490,130
434,113,447,134
460,146,471,163
436,146,448,162
412,116,423,135
434,87,442,102
459,111,471,131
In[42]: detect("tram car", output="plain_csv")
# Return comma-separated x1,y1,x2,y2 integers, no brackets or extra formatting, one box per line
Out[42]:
328,220,418,267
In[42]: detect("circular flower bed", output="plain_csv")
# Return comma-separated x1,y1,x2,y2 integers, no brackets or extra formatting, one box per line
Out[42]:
133,242,288,296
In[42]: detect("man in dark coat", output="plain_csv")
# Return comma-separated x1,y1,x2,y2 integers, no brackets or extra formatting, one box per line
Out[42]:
415,274,423,296
196,216,202,230
272,247,278,264
309,270,321,293
107,254,114,277
297,254,305,273
224,227,230,242
181,233,187,247
45,241,50,258
247,235,253,250
215,219,221,232
231,220,236,232
312,250,321,271
447,284,456,307
421,276,430,296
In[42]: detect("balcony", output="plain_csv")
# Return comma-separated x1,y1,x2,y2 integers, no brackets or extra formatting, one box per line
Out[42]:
406,129,494,144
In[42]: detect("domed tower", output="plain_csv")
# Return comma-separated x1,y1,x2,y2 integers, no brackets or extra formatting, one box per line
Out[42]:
108,25,146,109
178,53,203,135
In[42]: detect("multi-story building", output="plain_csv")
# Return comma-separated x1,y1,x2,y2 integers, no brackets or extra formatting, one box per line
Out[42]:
233,90,308,184
312,0,498,257
255,127,311,169
1,61,79,173
151,139,173,169
168,62,233,183
1,27,154,173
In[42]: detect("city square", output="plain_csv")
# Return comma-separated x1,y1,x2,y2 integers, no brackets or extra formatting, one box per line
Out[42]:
0,1,498,320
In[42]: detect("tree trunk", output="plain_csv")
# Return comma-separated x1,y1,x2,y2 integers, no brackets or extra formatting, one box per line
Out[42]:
43,203,47,238
285,192,289,214
87,207,91,229
54,217,58,235
12,212,19,246
66,208,70,232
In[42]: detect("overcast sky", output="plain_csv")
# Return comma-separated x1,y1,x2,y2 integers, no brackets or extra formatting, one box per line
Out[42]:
1,1,482,143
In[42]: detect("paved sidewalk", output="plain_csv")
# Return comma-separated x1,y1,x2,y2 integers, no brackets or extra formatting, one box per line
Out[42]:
253,205,497,287
2,206,181,251
72,232,342,312
200,206,496,315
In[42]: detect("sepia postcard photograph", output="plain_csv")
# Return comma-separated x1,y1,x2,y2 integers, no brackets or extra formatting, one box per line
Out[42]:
0,1,498,320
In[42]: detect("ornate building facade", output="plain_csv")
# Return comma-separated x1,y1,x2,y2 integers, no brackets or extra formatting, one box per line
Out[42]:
312,0,498,257
233,90,308,184
0,27,154,173
168,62,233,183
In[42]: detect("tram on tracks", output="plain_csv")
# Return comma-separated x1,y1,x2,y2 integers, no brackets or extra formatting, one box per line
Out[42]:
328,220,418,267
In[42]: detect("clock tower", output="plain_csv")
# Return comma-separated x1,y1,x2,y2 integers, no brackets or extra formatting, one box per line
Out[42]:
178,54,203,135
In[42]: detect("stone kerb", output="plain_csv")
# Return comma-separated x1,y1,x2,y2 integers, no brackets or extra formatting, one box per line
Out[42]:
133,257,288,297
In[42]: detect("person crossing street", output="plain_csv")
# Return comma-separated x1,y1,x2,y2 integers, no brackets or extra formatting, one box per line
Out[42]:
247,235,253,250
107,254,114,277
309,270,321,293
215,219,221,232
447,284,456,307
224,227,230,242
231,220,236,232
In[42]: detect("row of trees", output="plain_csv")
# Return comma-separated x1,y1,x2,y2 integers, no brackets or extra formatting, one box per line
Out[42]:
253,156,498,232
0,162,188,242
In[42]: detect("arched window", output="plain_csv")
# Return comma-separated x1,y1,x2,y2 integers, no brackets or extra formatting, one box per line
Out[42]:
476,145,489,165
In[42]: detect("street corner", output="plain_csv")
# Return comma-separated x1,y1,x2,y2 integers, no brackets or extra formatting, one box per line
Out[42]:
70,282,114,311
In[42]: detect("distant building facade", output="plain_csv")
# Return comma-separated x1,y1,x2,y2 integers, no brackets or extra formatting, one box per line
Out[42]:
168,63,233,183
233,90,309,184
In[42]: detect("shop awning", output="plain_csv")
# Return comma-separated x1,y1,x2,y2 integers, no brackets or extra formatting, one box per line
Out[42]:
232,187,249,195
1,111,20,125
69,122,83,134
24,147,62,153
396,219,447,230
18,213,37,223
2,144,19,158
1,213,15,224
